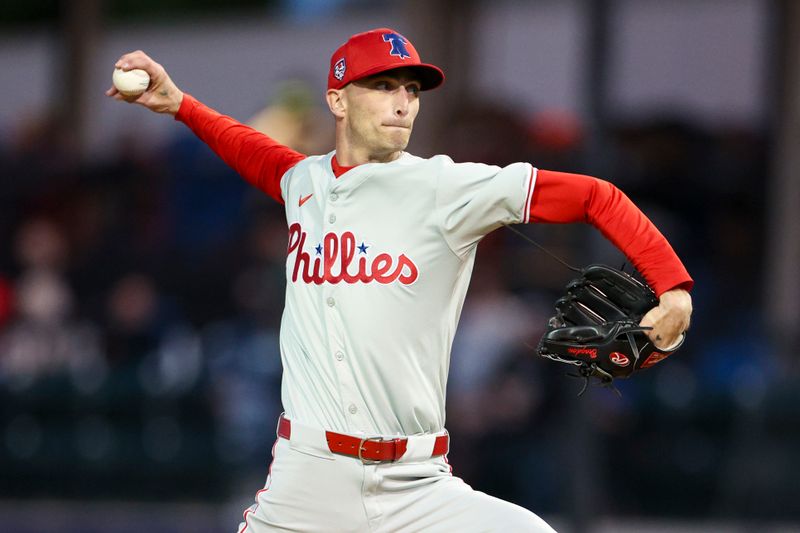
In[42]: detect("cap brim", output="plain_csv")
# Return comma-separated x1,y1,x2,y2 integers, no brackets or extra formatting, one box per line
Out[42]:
346,63,445,91
406,64,445,91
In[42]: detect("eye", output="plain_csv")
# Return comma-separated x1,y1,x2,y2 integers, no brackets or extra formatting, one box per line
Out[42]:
374,81,390,90
406,85,421,96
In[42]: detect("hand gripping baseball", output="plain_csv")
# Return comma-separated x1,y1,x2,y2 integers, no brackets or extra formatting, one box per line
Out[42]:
105,50,184,115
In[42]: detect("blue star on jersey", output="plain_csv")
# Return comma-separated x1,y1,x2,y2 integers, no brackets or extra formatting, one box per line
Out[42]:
382,33,411,59
315,242,366,254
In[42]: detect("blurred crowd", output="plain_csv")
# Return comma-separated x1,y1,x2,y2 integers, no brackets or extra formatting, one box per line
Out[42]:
1,85,797,521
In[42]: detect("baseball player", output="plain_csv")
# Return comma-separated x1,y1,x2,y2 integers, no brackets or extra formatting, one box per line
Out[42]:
108,28,693,532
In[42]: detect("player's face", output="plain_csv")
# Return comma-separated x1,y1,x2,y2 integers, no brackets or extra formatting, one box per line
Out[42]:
339,69,422,159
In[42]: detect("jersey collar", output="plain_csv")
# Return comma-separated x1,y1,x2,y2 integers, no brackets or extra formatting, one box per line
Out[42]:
330,152,409,178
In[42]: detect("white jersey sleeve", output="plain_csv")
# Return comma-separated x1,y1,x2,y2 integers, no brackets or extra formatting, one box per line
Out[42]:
435,159,537,257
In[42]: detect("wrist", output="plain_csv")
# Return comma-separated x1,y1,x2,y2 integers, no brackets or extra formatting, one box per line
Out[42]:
660,288,692,311
169,91,185,116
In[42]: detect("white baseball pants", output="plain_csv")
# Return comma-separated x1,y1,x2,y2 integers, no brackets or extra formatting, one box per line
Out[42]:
236,417,556,532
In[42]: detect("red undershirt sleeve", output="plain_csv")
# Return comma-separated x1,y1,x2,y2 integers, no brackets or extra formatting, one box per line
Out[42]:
529,169,693,296
174,93,307,204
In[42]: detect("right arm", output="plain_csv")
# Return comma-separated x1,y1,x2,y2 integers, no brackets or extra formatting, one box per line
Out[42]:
175,95,305,203
106,50,305,203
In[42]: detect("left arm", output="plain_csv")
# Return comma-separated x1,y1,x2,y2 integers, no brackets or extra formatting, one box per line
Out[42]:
529,170,693,349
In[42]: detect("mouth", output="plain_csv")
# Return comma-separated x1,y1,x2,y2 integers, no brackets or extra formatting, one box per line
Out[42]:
382,124,411,129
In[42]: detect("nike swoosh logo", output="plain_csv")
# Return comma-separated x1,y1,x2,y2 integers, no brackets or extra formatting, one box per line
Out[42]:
299,193,313,207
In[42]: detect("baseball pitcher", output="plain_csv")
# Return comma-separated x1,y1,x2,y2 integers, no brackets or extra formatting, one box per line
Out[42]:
108,28,693,532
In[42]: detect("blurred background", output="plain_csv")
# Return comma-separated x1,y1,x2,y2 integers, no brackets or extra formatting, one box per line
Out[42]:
1,0,799,531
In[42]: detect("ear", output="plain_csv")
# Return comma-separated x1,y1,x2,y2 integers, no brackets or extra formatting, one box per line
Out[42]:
326,89,346,119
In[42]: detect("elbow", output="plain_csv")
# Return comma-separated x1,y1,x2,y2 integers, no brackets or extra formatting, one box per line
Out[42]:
585,176,617,223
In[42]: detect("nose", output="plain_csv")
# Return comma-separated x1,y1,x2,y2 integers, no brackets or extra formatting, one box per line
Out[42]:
394,90,410,117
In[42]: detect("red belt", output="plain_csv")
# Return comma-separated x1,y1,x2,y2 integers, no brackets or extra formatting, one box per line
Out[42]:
277,415,449,464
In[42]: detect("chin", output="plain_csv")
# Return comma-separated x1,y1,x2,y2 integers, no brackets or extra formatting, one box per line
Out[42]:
386,133,411,151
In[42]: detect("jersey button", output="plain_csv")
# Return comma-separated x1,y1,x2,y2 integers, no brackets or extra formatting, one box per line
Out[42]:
348,404,358,414
327,297,335,307
330,193,338,202
335,351,344,361
328,214,336,224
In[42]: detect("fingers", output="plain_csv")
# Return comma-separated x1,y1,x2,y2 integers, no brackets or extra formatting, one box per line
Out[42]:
641,308,688,349
113,50,165,84
104,85,139,103
114,50,152,71
649,329,680,350
639,307,656,329
638,288,693,350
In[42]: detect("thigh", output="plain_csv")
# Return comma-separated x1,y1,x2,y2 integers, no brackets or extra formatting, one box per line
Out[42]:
375,464,555,533
237,438,370,533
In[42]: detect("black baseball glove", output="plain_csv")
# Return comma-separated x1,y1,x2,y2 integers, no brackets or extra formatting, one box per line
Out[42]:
538,264,685,394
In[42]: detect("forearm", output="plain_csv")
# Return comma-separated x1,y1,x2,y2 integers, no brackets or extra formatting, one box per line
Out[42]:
175,94,306,203
530,170,693,296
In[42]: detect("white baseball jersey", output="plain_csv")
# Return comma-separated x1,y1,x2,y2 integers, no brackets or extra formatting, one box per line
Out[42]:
278,151,536,437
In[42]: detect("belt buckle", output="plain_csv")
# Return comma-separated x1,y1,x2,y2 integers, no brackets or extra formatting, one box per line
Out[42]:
358,436,394,465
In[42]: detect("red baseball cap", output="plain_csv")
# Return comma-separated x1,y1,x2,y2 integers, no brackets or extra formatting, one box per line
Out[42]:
328,28,445,91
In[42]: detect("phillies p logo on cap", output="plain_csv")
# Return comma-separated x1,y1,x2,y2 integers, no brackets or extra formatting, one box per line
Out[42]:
382,32,411,59
327,27,445,91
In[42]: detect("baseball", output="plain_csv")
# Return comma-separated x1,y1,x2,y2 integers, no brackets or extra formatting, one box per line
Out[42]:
112,67,150,96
